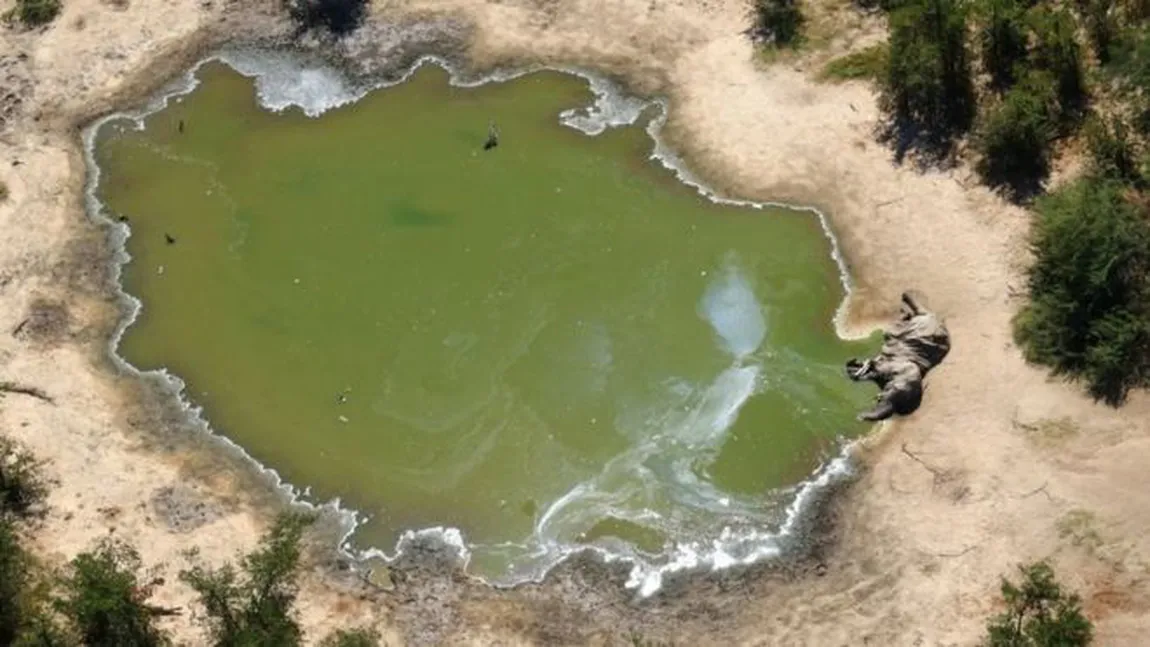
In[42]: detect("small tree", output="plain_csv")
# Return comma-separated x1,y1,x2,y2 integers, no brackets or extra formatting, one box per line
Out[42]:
0,437,49,519
978,0,1029,90
1085,115,1141,184
1029,10,1087,126
181,512,313,647
986,562,1093,646
882,0,976,149
975,75,1055,198
319,627,383,647
1,517,32,645
5,0,61,27
56,538,169,647
752,0,806,46
1080,0,1117,64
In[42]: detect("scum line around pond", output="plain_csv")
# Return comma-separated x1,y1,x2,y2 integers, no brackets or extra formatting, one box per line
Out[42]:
80,45,878,598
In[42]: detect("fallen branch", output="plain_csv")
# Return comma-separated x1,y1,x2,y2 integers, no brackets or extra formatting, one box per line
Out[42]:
875,196,905,208
900,443,945,478
918,544,979,559
1018,482,1054,501
0,381,54,404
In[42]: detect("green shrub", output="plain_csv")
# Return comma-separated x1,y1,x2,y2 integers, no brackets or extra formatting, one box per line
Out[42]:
752,0,805,46
1029,10,1088,126
1104,28,1150,136
820,44,889,81
7,0,62,27
319,627,382,647
56,538,168,647
1080,0,1117,64
1,517,32,645
0,437,49,520
284,0,366,36
1085,115,1142,184
181,512,313,647
881,0,975,147
975,75,1056,198
1015,177,1150,404
977,0,1028,90
986,562,1093,646
12,610,72,647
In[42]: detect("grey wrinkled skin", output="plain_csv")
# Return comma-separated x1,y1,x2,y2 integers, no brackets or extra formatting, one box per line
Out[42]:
845,292,950,422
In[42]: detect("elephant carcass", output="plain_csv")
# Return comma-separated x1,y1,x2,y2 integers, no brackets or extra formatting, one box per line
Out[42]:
845,292,950,421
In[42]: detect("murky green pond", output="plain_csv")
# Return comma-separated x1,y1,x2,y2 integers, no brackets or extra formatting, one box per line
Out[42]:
94,59,876,585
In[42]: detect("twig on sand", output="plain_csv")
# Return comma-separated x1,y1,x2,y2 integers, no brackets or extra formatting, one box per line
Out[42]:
875,196,904,208
11,318,28,337
0,381,54,404
1018,482,1054,501
918,544,979,559
900,443,945,478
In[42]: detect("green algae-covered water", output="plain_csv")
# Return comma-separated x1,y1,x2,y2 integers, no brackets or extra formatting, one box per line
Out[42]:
93,57,877,588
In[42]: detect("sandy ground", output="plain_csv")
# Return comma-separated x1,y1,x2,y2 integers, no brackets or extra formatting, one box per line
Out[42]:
2,0,1150,644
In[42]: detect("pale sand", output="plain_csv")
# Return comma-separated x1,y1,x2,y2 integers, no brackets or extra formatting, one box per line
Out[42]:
2,0,1149,644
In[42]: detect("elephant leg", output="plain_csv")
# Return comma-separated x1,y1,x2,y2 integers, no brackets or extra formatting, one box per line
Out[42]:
901,291,923,316
858,397,895,422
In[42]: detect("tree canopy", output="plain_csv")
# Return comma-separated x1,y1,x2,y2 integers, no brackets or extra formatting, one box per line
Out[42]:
1014,177,1150,403
986,562,1093,646
881,0,975,149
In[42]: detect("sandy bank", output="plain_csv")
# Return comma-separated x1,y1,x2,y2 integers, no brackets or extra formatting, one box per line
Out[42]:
3,0,1150,644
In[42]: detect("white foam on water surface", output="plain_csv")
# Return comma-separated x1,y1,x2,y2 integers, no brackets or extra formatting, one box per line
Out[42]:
82,47,869,600
219,49,365,116
700,260,768,360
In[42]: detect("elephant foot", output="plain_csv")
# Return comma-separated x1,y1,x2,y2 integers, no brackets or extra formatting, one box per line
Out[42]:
845,358,872,381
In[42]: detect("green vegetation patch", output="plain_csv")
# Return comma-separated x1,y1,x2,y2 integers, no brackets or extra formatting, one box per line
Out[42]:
820,44,889,82
752,0,806,47
1014,177,1150,404
880,0,975,153
3,0,61,27
986,562,1093,646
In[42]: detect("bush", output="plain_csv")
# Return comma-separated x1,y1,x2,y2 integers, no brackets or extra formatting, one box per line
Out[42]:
975,75,1056,198
56,538,169,647
284,0,367,36
1085,115,1142,183
1080,0,1117,64
986,562,1093,646
319,627,382,647
881,0,976,148
1015,177,1150,403
1030,10,1088,126
7,0,61,27
0,517,32,645
181,512,313,647
978,0,1028,90
752,0,805,46
820,44,890,81
1105,28,1150,135
0,437,49,520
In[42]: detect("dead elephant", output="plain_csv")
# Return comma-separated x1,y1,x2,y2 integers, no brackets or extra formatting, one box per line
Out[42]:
845,292,950,421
